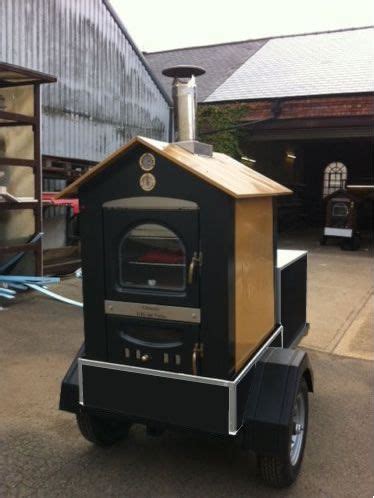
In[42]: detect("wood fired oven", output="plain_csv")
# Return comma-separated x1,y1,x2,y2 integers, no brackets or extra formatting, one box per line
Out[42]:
58,66,313,489
321,188,361,250
63,137,289,380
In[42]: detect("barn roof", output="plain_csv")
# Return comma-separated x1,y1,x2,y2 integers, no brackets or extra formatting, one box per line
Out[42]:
145,38,267,102
146,26,374,103
206,27,374,102
57,136,291,199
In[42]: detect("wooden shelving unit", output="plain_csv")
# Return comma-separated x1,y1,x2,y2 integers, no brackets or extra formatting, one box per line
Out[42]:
0,62,56,275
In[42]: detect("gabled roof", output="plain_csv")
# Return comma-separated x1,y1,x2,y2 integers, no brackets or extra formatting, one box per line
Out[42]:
145,39,267,102
145,27,374,104
57,136,290,199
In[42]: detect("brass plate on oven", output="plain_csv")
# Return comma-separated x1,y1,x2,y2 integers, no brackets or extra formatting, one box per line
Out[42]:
105,300,200,323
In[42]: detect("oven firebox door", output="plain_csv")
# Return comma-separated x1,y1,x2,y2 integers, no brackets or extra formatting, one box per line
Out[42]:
106,316,200,374
103,197,200,308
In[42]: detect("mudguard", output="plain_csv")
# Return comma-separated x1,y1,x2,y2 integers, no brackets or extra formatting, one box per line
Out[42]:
59,343,85,413
242,347,313,456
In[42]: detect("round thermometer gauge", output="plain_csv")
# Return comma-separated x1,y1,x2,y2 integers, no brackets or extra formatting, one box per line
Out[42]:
139,152,156,171
139,173,156,192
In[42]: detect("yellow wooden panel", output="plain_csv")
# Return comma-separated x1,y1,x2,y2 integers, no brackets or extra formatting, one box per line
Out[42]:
57,136,292,199
234,197,275,372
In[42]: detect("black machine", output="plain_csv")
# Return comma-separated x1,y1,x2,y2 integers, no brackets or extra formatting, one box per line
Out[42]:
58,66,313,488
321,188,361,250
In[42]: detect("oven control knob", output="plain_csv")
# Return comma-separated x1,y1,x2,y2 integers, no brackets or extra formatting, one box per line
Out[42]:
141,354,150,363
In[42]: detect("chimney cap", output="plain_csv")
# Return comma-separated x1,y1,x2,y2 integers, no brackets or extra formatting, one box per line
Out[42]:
162,65,205,79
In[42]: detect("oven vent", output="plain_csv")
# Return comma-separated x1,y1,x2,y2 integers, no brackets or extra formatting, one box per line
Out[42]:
162,65,212,157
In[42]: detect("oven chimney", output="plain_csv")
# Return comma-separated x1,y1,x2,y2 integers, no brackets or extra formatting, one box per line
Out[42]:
162,65,212,156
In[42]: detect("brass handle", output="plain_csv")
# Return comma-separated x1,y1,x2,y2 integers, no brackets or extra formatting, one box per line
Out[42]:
188,252,199,285
192,343,203,376
192,348,198,375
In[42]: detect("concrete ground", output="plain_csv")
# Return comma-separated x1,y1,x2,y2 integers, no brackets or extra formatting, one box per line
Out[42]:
280,230,373,359
0,234,373,497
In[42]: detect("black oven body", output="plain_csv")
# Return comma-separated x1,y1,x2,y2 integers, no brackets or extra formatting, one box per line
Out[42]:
79,144,236,380
59,139,312,484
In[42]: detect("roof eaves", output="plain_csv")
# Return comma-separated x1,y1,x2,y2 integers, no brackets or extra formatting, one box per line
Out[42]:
203,90,374,104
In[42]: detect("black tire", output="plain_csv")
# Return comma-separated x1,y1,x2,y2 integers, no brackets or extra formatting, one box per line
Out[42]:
257,378,309,488
76,410,131,446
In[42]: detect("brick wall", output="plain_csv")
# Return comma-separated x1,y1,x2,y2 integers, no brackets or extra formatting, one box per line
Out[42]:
221,94,374,121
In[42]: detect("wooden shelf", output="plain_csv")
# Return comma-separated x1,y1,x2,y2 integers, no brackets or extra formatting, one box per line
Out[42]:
0,158,37,167
128,261,184,267
0,64,56,276
0,201,38,210
0,241,39,254
0,109,35,125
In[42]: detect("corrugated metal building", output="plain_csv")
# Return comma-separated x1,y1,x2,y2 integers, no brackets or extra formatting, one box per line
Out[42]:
0,0,171,163
0,0,171,265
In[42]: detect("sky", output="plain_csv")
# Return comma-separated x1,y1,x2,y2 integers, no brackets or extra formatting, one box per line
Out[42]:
110,0,374,52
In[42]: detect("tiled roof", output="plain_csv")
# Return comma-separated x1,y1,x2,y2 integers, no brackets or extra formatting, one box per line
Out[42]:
145,39,267,102
205,27,374,102
145,27,374,104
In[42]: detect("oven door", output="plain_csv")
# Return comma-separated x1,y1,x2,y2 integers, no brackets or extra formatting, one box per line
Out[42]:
106,316,200,374
103,197,200,309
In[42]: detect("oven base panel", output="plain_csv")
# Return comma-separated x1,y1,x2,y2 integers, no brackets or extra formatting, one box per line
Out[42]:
60,339,314,443
81,363,230,434
60,326,285,435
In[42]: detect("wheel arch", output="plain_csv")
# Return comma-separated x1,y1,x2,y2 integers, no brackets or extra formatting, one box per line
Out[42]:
242,347,313,456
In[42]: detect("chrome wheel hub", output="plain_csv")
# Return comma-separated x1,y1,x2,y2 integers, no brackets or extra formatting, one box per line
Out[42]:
290,392,306,466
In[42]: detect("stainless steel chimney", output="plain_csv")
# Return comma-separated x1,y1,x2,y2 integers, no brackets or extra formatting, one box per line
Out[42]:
162,65,212,156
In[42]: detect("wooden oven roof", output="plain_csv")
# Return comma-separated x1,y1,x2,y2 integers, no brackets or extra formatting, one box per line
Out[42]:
56,136,291,199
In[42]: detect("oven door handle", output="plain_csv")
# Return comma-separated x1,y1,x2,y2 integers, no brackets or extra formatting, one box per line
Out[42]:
192,342,203,375
188,251,200,285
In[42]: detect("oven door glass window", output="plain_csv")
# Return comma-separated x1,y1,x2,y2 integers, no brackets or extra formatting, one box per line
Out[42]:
119,223,186,291
332,202,349,218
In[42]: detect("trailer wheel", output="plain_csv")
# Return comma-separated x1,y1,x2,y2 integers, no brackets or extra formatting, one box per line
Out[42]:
76,410,131,446
257,378,309,488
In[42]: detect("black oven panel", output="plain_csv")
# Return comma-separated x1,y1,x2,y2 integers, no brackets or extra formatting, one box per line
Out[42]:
106,316,200,374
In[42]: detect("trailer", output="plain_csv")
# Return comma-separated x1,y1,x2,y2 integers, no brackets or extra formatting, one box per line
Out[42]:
58,66,313,488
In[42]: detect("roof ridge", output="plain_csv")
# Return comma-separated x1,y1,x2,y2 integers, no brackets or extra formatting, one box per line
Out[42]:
144,37,270,55
144,25,374,55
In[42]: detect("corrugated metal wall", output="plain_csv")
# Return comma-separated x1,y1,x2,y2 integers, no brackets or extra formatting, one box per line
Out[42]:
0,0,170,162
